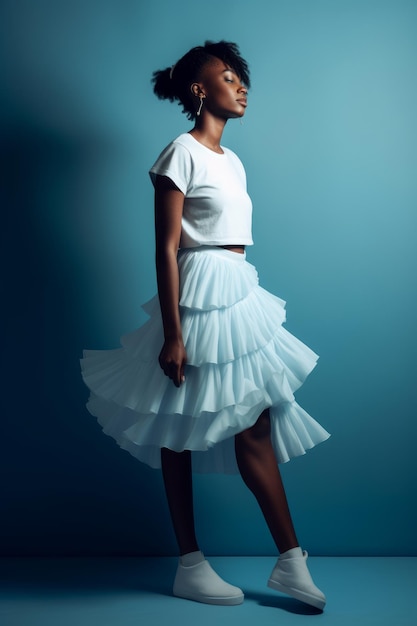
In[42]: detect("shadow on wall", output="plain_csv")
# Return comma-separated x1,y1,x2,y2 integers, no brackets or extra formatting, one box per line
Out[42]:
0,0,181,557
0,81,169,555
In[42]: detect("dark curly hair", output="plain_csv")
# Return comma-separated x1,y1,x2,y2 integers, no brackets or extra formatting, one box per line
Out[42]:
152,40,250,121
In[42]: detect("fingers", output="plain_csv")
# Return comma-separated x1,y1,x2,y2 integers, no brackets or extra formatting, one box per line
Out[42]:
171,363,182,388
170,363,186,387
158,340,187,387
159,358,186,387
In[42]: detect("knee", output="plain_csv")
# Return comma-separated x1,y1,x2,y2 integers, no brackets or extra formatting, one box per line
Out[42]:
236,409,271,446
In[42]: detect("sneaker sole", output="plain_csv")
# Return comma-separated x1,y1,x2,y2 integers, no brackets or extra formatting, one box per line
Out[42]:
267,578,325,611
173,590,244,606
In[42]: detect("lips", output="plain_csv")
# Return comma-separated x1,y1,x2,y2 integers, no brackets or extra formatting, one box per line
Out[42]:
236,98,247,106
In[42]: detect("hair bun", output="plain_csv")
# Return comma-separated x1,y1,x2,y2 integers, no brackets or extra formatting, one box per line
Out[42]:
152,67,177,102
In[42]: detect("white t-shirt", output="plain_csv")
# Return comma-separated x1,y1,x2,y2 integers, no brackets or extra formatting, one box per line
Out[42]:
149,133,253,248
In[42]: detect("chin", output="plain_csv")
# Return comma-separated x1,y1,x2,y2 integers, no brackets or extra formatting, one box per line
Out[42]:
230,108,246,119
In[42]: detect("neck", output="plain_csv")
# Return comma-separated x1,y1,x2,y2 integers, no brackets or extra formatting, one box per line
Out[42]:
190,115,227,153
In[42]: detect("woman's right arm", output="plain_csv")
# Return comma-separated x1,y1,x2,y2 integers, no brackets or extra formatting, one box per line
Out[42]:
154,174,187,388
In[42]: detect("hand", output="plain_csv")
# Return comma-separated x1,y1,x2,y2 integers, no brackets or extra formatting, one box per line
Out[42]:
158,338,187,388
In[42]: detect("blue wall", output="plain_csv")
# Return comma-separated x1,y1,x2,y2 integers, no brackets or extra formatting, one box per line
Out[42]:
1,0,416,556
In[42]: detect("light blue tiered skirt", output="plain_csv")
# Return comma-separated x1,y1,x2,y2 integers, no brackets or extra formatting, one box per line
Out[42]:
81,246,330,474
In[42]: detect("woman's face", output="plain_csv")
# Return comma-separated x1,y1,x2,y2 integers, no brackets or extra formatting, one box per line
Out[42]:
196,57,248,119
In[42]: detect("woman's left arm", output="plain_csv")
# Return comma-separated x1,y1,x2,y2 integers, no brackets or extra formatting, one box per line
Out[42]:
154,174,187,387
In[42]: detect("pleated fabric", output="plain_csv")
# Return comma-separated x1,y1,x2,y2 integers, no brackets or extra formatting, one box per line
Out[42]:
81,246,330,473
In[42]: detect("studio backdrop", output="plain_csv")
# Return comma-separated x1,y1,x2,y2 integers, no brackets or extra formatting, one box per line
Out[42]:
1,0,416,556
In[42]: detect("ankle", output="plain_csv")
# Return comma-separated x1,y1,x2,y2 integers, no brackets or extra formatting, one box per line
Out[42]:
178,539,200,557
280,546,303,559
180,550,205,567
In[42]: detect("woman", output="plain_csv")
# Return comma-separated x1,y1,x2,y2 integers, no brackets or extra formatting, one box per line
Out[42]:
81,40,330,610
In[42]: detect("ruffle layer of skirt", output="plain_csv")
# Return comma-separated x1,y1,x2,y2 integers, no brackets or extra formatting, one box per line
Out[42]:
81,246,330,474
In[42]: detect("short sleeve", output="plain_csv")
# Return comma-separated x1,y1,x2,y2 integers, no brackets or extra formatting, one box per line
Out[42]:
149,141,192,194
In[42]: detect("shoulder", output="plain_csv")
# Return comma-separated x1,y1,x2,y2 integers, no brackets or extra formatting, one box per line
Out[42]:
172,133,196,153
154,133,193,161
149,134,194,193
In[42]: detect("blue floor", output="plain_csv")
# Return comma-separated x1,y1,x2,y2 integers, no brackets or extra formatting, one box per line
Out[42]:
1,557,416,626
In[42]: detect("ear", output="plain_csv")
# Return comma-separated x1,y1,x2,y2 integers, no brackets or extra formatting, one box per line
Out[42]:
190,82,205,97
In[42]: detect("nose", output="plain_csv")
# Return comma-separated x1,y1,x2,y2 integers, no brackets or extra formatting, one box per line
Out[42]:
238,85,247,94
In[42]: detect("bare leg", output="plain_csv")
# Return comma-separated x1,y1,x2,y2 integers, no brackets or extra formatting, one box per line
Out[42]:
161,448,244,604
161,448,199,556
235,409,299,553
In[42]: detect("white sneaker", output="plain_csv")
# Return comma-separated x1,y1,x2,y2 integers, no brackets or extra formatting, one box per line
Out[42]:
173,558,244,605
267,548,326,610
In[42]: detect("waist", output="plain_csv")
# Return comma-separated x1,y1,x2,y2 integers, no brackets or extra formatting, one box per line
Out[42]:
218,245,245,254
178,245,247,262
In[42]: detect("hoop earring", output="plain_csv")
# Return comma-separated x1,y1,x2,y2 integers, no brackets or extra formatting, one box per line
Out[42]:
196,96,204,116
